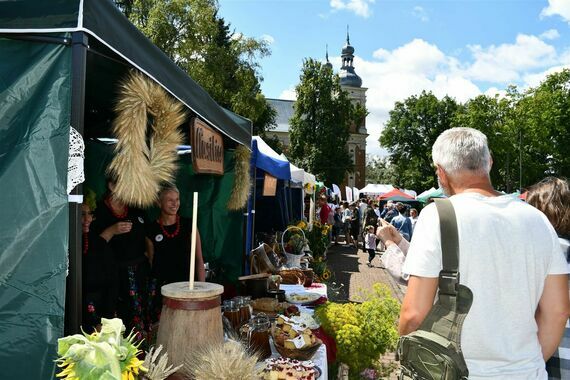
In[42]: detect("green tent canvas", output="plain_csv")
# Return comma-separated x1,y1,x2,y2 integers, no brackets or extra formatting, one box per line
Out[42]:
0,1,252,378
416,188,446,203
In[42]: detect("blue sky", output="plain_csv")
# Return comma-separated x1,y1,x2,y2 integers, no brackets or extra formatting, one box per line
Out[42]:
218,0,570,156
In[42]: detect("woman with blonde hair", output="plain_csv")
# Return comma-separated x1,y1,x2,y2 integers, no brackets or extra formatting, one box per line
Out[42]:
527,177,570,380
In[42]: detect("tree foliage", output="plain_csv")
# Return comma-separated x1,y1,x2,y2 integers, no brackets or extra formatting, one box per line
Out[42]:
365,156,398,185
380,69,570,191
288,59,356,185
114,0,276,136
380,91,461,191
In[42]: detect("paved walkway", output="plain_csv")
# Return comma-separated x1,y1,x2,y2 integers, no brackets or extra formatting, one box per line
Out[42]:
325,243,406,303
324,241,405,379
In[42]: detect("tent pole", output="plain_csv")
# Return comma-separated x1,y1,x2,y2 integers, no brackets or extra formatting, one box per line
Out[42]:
65,32,88,335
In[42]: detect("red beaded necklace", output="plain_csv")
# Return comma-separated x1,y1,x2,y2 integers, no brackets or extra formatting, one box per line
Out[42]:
159,215,180,238
105,197,129,219
83,232,89,255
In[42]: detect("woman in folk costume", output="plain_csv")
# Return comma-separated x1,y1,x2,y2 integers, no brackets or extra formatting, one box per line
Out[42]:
145,185,205,321
90,176,154,342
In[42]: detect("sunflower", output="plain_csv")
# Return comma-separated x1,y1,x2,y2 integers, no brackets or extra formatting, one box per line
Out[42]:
322,269,332,281
122,355,146,380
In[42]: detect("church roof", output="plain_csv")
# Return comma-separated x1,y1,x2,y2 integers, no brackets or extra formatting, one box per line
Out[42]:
267,98,295,132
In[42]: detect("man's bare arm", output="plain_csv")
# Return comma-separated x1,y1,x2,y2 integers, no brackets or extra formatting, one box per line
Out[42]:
536,274,570,360
399,275,438,335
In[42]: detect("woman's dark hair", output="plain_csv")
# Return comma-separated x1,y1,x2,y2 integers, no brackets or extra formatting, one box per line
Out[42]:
527,177,570,236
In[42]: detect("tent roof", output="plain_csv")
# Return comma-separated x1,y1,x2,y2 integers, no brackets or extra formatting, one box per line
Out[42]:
278,153,316,186
0,0,251,147
252,136,291,180
379,188,415,200
360,184,394,195
416,187,445,203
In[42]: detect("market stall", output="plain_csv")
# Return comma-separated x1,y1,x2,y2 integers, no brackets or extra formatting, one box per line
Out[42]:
245,136,293,257
416,187,446,203
0,1,253,378
359,183,395,196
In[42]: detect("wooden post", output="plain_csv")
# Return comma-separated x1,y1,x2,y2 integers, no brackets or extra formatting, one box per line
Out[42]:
189,192,198,290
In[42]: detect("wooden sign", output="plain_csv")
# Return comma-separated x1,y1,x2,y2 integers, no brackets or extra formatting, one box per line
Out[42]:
190,118,224,175
262,173,277,196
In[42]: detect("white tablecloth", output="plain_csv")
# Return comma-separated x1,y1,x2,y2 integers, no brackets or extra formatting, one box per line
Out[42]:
273,283,328,379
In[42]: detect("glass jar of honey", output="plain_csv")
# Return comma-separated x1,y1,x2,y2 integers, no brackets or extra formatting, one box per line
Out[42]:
248,313,272,359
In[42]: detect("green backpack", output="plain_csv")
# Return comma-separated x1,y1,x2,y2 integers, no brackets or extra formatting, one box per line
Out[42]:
397,199,473,380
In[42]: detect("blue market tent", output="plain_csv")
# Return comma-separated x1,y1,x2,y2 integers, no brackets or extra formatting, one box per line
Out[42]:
245,137,292,258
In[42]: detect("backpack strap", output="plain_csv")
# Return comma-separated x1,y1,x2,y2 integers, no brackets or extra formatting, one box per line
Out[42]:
434,199,460,297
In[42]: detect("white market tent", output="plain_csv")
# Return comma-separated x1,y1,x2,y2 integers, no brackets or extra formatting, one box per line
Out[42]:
360,184,395,195
279,154,316,187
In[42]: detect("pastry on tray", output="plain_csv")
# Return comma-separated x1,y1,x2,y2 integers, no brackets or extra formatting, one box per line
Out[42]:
257,357,320,380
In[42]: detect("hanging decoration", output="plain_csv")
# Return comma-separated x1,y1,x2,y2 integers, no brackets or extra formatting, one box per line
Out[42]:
67,126,85,194
226,145,251,211
108,71,186,207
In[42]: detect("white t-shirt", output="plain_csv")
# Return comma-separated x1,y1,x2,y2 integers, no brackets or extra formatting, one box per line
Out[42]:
403,193,568,380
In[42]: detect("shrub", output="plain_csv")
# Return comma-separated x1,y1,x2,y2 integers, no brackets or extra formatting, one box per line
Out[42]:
315,284,400,378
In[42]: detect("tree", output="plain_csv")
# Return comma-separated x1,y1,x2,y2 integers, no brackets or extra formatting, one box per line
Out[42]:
380,91,461,191
288,59,355,185
114,0,276,136
453,93,515,191
515,69,570,186
365,156,398,185
380,70,570,192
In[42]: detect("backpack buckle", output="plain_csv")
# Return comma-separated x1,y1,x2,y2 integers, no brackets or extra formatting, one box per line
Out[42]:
439,270,459,295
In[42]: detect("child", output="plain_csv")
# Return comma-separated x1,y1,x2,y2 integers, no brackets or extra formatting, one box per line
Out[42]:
364,225,377,267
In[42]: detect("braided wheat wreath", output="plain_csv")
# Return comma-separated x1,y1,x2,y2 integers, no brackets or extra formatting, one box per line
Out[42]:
108,71,186,207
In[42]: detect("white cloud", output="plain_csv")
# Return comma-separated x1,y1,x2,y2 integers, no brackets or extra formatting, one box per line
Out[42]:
540,29,560,40
330,0,375,18
279,87,297,101
465,34,557,83
260,34,275,45
523,64,570,88
412,6,429,22
541,0,570,24
484,87,508,99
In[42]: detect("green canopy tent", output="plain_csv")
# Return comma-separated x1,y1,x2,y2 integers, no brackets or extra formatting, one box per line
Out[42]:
0,1,252,378
416,187,446,203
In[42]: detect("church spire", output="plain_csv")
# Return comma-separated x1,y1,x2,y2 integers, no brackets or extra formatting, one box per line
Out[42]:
339,26,362,88
325,44,333,70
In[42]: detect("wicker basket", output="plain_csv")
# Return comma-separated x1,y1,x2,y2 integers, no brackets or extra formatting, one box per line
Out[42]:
271,328,322,360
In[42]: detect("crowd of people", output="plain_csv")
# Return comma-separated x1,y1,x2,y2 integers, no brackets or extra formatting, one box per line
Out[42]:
317,193,419,268
81,179,205,343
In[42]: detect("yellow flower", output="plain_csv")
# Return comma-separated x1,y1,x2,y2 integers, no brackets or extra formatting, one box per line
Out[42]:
122,356,146,380
322,269,331,280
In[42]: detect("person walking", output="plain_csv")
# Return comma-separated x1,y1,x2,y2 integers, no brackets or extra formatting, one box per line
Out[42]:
390,202,413,241
399,128,569,379
364,225,377,267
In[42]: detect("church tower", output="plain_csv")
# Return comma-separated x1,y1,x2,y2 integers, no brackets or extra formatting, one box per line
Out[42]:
339,27,367,189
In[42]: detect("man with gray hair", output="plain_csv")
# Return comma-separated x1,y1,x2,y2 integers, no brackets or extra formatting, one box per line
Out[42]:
399,127,569,379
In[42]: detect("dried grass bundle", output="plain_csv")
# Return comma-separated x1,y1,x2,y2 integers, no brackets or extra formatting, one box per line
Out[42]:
227,145,251,211
184,339,259,380
143,345,182,380
108,70,186,207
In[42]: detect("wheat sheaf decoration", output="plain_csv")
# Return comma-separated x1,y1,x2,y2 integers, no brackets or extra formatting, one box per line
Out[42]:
107,71,186,207
226,145,252,211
